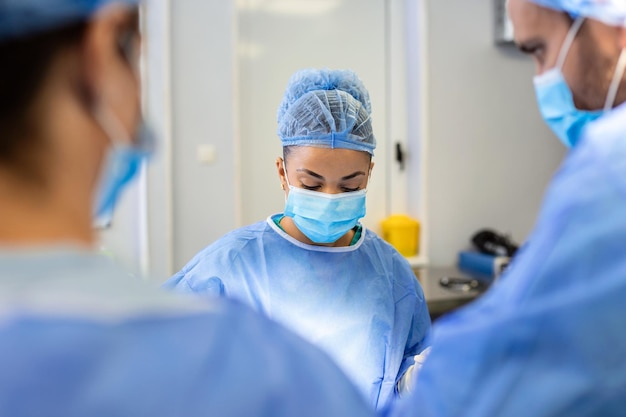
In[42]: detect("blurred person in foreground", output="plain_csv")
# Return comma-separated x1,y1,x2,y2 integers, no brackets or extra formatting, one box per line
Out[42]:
0,1,376,416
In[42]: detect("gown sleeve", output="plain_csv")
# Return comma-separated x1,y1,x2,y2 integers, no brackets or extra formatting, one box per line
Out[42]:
393,252,432,392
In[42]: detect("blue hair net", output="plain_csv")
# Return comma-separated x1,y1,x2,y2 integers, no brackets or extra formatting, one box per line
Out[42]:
528,0,626,26
277,68,376,155
0,0,140,41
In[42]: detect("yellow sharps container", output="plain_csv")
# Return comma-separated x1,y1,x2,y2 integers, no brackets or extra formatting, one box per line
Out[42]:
381,214,420,257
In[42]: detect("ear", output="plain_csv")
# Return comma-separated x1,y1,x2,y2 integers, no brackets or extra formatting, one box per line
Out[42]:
81,4,136,101
79,4,141,141
276,157,287,190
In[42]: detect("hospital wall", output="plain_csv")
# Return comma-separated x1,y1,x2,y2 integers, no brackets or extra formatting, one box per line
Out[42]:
169,0,239,275
421,0,565,266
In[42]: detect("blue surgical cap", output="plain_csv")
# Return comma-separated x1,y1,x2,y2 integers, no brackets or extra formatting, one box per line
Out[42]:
528,0,626,26
0,0,140,42
277,68,376,156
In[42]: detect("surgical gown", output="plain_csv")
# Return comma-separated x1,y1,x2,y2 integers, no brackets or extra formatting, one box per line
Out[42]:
388,103,626,417
0,247,376,417
164,217,431,410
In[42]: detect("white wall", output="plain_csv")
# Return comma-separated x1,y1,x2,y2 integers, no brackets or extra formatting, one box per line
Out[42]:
170,0,239,272
422,0,566,266
144,0,173,281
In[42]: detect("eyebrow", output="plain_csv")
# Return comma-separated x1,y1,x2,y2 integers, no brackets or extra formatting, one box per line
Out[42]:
296,169,367,181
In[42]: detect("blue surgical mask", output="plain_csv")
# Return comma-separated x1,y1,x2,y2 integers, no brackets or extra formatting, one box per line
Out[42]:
534,68,603,148
284,187,367,244
92,106,155,228
534,17,626,148
282,166,367,244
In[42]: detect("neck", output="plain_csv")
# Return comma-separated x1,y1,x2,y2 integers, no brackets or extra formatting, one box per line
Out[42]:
279,216,355,247
0,70,105,249
0,174,95,248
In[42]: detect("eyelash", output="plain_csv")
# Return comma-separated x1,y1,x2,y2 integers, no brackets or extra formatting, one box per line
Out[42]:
301,184,360,192
301,184,320,191
532,47,545,61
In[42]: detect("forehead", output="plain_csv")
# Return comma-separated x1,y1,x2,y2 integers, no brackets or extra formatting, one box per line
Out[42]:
508,0,571,42
286,147,371,168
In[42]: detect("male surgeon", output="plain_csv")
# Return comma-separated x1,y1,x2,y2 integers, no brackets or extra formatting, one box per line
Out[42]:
388,1,626,416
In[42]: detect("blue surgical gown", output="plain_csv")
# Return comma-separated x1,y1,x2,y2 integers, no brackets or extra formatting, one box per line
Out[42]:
0,247,376,417
387,103,626,417
164,217,431,410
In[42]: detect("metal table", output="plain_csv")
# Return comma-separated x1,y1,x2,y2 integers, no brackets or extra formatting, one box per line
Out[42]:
414,266,489,321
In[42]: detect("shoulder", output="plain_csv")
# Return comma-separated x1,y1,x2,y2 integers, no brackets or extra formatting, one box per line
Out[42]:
585,102,626,147
361,229,421,293
0,298,374,417
573,103,626,191
163,220,278,293
360,228,394,251
477,107,626,303
208,221,271,252
534,106,626,234
181,221,270,271
361,229,414,269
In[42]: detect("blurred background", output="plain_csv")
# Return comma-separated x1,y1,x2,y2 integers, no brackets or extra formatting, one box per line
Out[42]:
100,0,565,283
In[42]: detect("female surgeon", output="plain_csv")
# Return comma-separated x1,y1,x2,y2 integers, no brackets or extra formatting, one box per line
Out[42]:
0,2,376,416
164,68,432,410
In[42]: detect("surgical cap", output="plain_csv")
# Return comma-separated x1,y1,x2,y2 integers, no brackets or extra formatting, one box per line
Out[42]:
528,0,626,26
0,0,140,42
277,68,376,155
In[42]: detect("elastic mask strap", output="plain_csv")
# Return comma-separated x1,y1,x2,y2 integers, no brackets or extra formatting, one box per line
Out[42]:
92,105,131,148
604,48,626,112
556,17,585,70
364,169,372,194
283,161,292,188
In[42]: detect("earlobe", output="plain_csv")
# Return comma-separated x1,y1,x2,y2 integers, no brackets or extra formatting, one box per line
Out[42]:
275,157,285,175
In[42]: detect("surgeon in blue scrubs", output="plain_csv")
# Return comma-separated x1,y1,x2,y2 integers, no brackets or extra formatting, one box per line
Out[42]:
389,1,626,416
0,2,376,416
165,68,431,410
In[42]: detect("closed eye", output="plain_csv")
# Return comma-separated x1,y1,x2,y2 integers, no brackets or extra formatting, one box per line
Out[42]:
301,183,322,191
518,40,546,64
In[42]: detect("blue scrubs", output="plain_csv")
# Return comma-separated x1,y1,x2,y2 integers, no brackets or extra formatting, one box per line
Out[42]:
164,217,431,410
0,247,376,417
388,103,626,417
